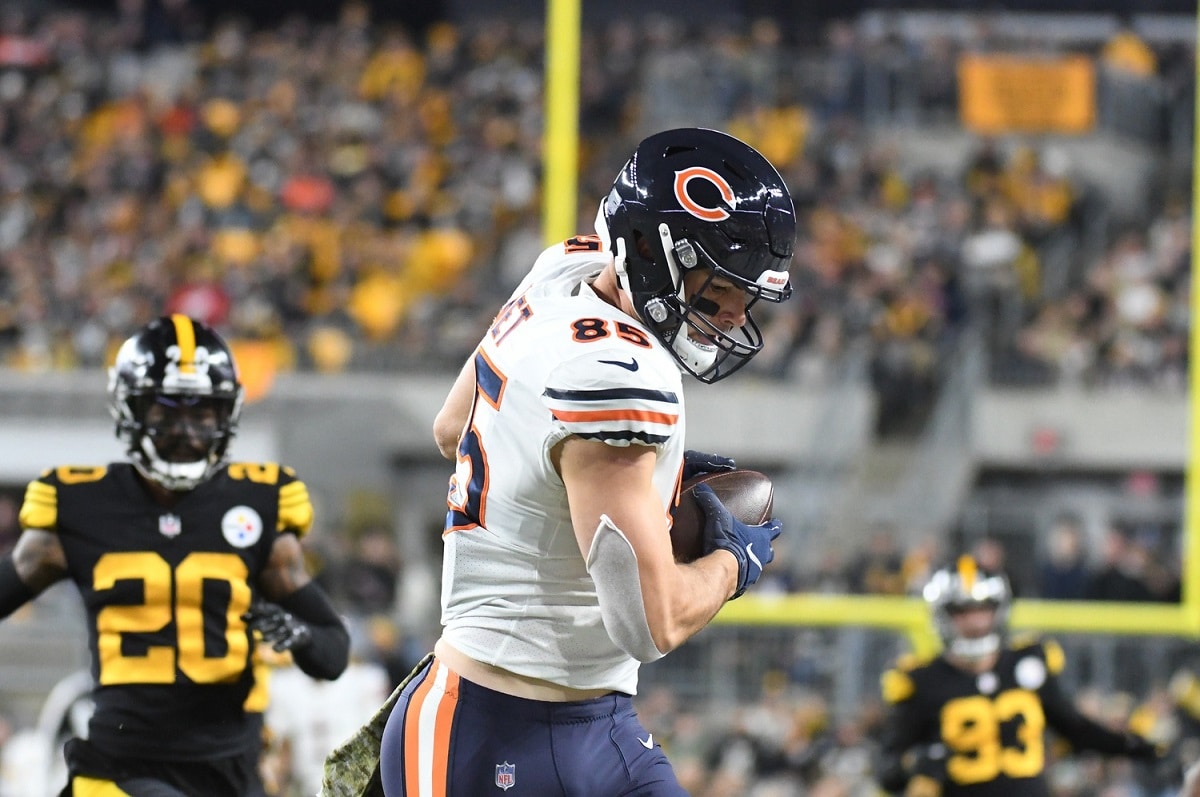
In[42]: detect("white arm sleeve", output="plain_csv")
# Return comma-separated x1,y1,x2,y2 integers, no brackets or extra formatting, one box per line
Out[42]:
585,514,666,664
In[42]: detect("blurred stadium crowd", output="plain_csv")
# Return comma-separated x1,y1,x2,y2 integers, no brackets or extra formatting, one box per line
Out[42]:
0,1,1192,406
0,0,1197,794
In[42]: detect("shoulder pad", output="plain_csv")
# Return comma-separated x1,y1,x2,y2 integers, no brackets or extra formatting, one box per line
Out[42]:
17,465,107,530
894,651,932,672
881,667,915,704
544,350,681,449
1009,631,1040,649
277,480,314,537
227,462,286,485
1041,638,1066,674
47,465,109,485
1012,634,1064,673
224,462,312,537
19,477,58,531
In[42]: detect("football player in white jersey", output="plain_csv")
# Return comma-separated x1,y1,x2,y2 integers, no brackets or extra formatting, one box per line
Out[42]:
321,128,795,797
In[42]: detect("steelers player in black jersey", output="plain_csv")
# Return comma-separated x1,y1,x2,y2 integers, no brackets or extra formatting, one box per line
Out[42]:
875,555,1159,797
0,315,350,797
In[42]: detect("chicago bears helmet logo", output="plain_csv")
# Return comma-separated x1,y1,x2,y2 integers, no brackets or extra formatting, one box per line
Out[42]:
673,167,735,221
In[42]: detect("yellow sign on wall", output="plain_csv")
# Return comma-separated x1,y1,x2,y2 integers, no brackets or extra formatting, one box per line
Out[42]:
958,54,1096,135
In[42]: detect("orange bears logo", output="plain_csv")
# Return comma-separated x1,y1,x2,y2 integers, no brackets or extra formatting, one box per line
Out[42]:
673,167,735,221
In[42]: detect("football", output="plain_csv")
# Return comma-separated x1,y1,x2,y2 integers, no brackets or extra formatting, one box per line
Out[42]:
670,469,774,563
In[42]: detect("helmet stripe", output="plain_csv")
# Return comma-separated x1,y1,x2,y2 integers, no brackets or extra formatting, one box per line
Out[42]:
957,555,977,590
170,314,197,374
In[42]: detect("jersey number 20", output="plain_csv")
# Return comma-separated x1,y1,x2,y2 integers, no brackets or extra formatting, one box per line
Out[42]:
94,551,252,686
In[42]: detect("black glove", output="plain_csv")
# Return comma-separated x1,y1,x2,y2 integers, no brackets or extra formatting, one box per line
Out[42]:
682,450,736,482
242,599,313,653
693,483,781,599
907,743,948,780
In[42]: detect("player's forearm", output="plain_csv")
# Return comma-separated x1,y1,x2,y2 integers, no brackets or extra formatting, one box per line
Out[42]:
597,506,735,652
433,355,476,459
0,556,36,620
649,553,738,650
1042,682,1138,754
278,583,350,680
2,529,68,617
874,720,928,793
586,508,732,659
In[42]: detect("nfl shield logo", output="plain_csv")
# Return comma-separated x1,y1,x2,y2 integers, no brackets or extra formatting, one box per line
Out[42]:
159,513,182,538
495,761,516,791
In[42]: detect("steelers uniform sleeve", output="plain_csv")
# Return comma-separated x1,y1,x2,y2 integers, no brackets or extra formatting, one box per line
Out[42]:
18,469,63,531
1034,638,1132,754
541,348,681,448
875,657,939,793
276,465,314,538
16,468,106,535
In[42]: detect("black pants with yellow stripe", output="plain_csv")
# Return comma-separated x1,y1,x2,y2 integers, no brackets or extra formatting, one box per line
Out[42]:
58,737,266,797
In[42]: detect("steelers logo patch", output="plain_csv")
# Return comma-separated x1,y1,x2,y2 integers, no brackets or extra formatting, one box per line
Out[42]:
222,506,263,548
1015,656,1047,690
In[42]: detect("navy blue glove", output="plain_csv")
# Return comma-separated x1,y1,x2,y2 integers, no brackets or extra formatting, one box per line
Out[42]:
242,600,313,653
682,450,736,482
692,483,781,599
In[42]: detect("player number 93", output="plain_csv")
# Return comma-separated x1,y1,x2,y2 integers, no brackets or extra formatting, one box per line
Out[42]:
940,690,1045,784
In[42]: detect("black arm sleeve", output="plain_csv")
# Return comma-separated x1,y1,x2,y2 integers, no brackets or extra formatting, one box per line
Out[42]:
278,582,350,680
875,699,935,793
0,556,36,620
1040,673,1134,754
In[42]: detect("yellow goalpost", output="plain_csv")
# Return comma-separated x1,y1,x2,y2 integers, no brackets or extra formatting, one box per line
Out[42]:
540,0,1200,657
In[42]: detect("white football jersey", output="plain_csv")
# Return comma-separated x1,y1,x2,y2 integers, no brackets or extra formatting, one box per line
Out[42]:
441,235,687,694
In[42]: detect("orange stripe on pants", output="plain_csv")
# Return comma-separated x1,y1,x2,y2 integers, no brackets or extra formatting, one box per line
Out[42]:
404,659,461,797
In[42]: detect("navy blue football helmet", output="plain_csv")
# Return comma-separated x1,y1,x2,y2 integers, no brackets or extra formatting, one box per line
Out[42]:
597,128,795,383
108,314,244,490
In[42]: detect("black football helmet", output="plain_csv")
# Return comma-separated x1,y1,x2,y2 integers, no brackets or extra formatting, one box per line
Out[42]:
108,314,244,490
596,128,795,383
924,555,1012,662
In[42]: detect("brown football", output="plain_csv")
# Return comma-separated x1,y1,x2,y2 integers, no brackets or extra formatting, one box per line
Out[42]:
670,469,774,563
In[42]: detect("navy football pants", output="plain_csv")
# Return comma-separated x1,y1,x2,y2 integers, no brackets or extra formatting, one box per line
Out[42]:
378,657,688,796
